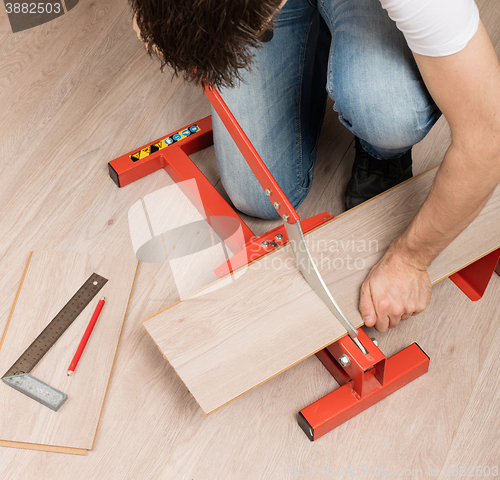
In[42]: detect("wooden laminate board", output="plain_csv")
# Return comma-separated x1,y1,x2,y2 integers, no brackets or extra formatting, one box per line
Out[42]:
143,165,500,415
438,315,500,476
0,251,138,454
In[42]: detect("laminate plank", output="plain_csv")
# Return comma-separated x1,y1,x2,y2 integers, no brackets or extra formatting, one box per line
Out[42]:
146,262,345,414
0,27,181,322
143,166,500,414
0,2,132,161
0,258,204,477
438,316,500,475
0,251,138,453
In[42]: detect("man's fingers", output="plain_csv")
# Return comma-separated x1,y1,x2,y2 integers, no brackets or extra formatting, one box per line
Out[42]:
389,314,404,329
359,280,377,327
374,314,390,332
358,251,433,333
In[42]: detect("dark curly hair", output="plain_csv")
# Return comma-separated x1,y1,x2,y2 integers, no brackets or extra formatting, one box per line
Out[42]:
129,0,283,88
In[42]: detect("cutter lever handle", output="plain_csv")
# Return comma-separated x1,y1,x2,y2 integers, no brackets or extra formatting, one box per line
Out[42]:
203,85,300,224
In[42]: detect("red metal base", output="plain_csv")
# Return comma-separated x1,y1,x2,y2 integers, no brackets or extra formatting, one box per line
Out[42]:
301,331,429,441
108,116,255,254
449,248,500,301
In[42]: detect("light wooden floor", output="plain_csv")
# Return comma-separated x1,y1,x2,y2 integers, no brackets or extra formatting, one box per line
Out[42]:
0,1,499,479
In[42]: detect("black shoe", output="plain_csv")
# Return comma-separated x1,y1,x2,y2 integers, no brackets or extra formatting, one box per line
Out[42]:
344,137,413,210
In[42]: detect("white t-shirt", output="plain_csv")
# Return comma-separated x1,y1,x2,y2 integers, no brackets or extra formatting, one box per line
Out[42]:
380,0,480,56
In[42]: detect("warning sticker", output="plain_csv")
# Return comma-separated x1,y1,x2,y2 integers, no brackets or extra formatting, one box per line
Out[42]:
130,124,201,162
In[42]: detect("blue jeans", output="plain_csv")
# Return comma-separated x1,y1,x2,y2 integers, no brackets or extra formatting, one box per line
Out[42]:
212,0,441,220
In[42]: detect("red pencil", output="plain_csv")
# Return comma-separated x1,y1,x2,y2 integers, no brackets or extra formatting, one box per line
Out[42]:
67,297,106,376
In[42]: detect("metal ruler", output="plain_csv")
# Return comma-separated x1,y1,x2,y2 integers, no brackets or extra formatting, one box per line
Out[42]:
2,273,108,411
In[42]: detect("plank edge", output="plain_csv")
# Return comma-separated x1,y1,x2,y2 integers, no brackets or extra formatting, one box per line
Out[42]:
89,259,140,450
0,439,87,456
430,245,500,286
0,252,33,354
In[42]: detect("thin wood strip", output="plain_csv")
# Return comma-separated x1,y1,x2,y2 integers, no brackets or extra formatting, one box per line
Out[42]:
0,440,87,456
89,262,139,451
0,252,32,353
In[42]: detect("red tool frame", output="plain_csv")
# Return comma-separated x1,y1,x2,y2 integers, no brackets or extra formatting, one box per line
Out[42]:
449,248,500,301
108,85,499,440
300,331,430,440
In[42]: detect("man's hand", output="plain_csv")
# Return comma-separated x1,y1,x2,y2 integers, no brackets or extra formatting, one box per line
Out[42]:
359,241,432,332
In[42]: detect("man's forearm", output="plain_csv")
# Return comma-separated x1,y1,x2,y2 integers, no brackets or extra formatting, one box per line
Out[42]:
398,21,500,269
392,142,500,270
360,139,500,332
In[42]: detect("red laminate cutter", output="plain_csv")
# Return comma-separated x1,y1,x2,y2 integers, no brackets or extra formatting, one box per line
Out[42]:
108,84,499,441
